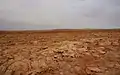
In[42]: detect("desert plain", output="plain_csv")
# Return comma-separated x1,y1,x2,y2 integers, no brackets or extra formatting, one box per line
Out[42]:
0,29,120,75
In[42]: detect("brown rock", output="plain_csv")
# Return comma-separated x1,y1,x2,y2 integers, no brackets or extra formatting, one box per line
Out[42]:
98,50,106,54
4,70,13,75
92,53,100,58
112,41,119,45
99,41,111,46
0,65,7,74
87,67,102,72
60,72,64,75
54,55,58,58
31,61,39,70
33,41,38,45
85,52,91,55
74,66,81,72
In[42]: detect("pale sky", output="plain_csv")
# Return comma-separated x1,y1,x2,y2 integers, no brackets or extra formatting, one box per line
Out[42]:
0,0,120,30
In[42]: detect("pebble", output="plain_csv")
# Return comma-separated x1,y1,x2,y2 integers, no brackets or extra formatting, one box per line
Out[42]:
85,52,91,55
87,67,102,72
98,50,106,54
60,72,64,75
92,53,100,58
33,41,38,44
54,55,57,58
99,41,111,46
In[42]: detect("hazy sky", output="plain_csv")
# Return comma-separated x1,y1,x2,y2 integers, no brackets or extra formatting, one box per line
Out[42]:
0,0,120,30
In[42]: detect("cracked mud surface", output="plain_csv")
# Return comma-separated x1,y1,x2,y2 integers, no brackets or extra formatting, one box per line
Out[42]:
0,30,120,75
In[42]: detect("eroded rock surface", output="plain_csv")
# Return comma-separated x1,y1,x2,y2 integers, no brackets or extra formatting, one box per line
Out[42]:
0,30,120,75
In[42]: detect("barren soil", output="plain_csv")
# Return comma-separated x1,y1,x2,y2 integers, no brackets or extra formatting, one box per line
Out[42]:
0,29,120,75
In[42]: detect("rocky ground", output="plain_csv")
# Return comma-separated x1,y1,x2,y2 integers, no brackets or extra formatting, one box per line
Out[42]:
0,29,120,75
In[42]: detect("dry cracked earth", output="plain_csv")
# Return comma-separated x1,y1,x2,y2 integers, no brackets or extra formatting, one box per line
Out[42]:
0,29,120,75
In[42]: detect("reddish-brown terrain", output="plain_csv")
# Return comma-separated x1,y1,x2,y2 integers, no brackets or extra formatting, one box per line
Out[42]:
0,29,120,75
